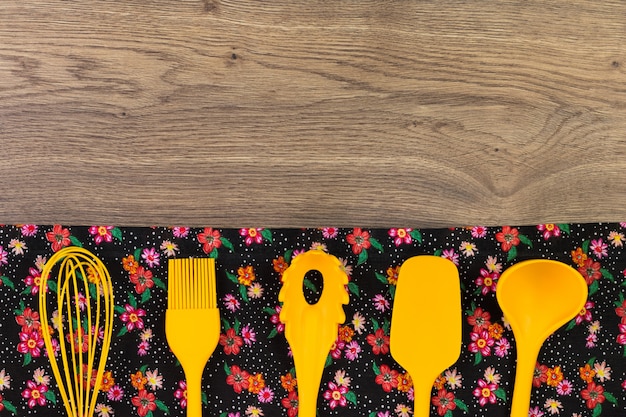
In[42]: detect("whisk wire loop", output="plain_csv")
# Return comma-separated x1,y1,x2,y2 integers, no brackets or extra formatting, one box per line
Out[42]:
39,247,114,417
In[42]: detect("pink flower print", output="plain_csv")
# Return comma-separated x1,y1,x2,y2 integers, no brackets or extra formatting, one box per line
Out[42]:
471,226,487,238
23,267,43,295
536,224,561,240
344,341,361,361
107,385,124,401
21,224,38,237
590,238,608,259
17,330,44,357
257,387,274,403
174,380,187,408
372,294,390,312
575,301,594,325
468,330,494,357
223,294,240,312
475,268,499,295
172,226,190,238
141,248,160,268
556,379,573,395
323,382,348,409
322,227,339,239
473,379,497,406
494,337,510,357
22,380,48,408
88,226,114,245
119,305,146,332
240,228,264,246
0,246,7,266
241,325,256,346
388,228,413,246
528,406,544,417
441,248,459,265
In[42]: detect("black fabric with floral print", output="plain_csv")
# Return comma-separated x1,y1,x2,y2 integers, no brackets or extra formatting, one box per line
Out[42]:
0,223,624,417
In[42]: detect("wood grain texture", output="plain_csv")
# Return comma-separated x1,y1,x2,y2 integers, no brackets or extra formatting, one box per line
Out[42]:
1,1,626,227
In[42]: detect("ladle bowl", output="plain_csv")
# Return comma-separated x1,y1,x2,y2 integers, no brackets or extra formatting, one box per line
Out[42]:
497,259,587,417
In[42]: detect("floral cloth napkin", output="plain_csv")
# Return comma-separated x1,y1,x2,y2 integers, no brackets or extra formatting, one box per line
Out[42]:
0,223,624,417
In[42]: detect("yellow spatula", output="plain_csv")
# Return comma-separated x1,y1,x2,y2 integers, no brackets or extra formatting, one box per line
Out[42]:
390,255,462,417
278,250,349,417
497,259,587,417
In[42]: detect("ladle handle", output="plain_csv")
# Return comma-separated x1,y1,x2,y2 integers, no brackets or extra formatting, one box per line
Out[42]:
510,342,542,417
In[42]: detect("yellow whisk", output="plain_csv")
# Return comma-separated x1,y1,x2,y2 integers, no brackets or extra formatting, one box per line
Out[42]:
39,247,114,417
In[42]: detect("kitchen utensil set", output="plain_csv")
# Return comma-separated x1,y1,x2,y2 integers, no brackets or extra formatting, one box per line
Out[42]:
38,247,586,417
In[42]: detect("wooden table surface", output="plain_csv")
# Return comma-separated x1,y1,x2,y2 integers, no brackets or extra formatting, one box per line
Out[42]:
2,1,625,227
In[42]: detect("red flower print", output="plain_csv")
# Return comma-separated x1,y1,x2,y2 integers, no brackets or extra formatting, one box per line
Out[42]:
45,224,71,252
473,379,497,406
615,299,626,318
22,380,48,408
323,381,348,409
467,307,491,332
367,328,390,355
88,225,114,245
17,330,44,357
468,330,494,356
132,389,157,417
226,365,250,393
346,228,371,255
15,307,40,332
282,391,299,417
581,382,605,409
578,258,602,285
375,365,399,392
432,388,457,416
198,227,222,254
533,362,549,387
219,328,243,355
119,305,146,332
130,266,154,294
495,226,520,252
240,228,264,246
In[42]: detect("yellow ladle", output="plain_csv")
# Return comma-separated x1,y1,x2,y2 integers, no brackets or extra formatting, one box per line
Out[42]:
278,250,349,417
496,259,587,417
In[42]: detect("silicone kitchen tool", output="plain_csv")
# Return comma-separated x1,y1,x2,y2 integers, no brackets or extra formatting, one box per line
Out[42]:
39,247,115,417
166,258,220,417
390,255,462,417
497,259,587,417
279,250,349,417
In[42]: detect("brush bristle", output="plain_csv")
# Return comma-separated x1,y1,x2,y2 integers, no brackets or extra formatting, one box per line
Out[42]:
167,258,217,309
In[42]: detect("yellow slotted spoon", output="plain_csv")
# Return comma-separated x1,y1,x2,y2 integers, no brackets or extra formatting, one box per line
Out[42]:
390,255,462,417
278,250,349,417
39,246,114,417
497,259,587,417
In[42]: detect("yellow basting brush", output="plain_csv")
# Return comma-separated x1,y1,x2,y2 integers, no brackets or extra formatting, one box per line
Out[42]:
166,258,220,417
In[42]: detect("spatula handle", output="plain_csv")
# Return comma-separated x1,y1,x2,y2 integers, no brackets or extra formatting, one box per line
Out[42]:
413,379,435,417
